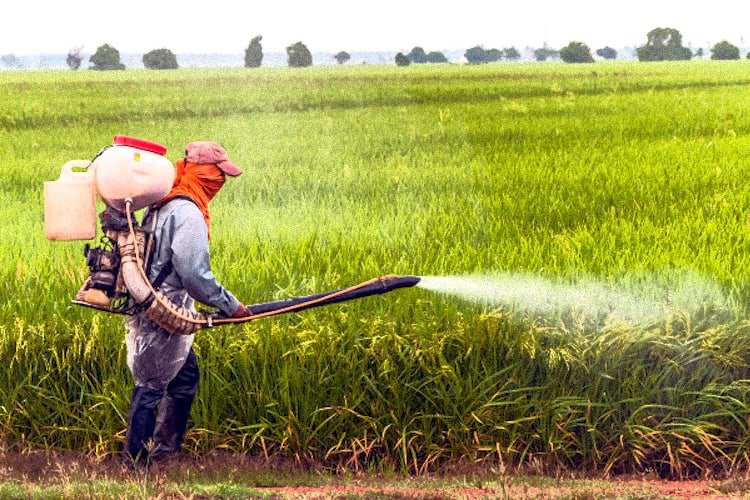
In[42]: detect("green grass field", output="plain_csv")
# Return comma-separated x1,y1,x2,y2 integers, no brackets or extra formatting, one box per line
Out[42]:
4,61,750,478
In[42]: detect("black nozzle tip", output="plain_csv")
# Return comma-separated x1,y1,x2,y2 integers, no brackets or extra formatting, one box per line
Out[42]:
383,275,421,290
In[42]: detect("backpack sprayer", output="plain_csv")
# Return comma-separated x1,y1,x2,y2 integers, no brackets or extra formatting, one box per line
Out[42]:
44,136,420,335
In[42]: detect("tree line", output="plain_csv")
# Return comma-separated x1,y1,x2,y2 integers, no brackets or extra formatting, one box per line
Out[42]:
4,27,747,71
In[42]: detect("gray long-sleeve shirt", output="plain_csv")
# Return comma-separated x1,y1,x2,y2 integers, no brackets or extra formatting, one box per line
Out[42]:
145,197,241,316
125,197,241,389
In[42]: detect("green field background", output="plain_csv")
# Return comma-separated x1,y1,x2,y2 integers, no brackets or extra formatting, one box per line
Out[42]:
3,62,750,476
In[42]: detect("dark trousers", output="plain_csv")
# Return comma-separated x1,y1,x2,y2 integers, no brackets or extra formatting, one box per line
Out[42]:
125,349,199,462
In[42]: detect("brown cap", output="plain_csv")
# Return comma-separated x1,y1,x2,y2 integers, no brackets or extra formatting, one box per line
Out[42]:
184,141,243,177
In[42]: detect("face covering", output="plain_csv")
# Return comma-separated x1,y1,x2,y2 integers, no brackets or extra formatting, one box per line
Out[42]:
157,159,226,237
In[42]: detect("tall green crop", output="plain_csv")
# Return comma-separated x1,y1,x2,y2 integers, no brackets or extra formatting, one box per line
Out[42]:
2,62,750,476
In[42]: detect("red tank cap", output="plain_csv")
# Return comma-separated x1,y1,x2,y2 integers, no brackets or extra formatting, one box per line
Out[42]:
113,135,167,156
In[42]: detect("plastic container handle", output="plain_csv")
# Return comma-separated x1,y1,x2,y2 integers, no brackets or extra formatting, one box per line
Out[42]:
61,160,93,176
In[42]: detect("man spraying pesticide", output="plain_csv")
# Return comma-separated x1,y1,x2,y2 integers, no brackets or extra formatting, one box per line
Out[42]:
44,136,419,464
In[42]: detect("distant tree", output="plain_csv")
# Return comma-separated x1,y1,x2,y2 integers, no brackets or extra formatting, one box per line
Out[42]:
286,41,312,67
711,40,740,60
464,45,501,64
747,52,750,60
334,51,351,65
636,27,692,61
560,41,594,63
486,49,502,62
465,46,485,64
694,47,705,58
596,46,617,60
426,51,448,63
89,44,125,70
67,46,83,70
503,47,521,60
245,35,263,68
143,48,178,69
533,47,559,61
407,46,428,63
395,52,411,66
1,53,21,69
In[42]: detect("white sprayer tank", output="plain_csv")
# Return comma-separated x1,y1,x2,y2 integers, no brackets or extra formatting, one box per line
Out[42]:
44,136,175,241
44,160,97,240
93,135,175,211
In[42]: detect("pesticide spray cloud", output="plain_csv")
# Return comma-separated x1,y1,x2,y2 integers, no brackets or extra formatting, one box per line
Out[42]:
416,272,732,327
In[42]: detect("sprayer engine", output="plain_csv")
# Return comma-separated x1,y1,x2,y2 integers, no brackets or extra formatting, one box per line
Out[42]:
75,207,149,313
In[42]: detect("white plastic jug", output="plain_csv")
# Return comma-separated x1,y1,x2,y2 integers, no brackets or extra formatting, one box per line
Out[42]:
44,160,97,241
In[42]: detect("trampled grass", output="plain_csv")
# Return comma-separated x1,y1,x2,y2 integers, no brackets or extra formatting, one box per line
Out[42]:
3,61,750,477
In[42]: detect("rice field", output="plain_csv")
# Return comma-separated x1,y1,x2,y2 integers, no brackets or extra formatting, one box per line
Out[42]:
3,61,750,477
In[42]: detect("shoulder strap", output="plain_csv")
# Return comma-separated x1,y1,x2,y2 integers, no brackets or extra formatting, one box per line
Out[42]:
151,261,173,289
142,206,173,289
142,207,159,272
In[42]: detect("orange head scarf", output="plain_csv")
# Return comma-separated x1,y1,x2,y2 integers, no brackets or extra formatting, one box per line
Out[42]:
157,159,226,237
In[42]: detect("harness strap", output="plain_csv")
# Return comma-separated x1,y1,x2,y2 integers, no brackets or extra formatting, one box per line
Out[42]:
151,261,173,289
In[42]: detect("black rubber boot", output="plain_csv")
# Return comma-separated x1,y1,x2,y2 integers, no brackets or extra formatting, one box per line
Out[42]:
151,349,200,461
125,385,164,463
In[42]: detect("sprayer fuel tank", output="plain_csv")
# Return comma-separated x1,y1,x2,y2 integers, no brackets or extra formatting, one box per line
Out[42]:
93,136,174,211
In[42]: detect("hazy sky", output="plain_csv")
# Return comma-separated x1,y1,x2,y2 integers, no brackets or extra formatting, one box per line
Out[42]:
3,0,749,55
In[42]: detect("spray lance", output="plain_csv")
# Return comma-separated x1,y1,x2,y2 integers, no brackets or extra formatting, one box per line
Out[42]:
44,136,420,335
